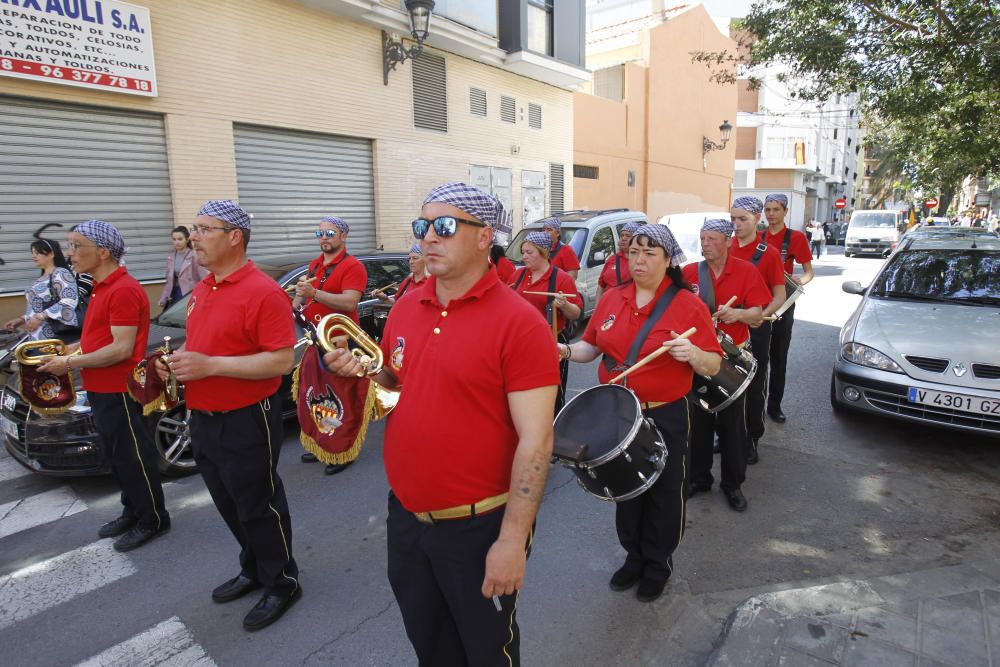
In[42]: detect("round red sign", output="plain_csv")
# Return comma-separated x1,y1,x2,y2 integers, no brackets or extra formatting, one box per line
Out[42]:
924,197,939,208
834,198,847,209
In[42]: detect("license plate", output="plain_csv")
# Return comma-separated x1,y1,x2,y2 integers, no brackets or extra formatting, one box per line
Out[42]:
1,415,17,440
907,387,1000,416
1,391,14,413
862,247,877,252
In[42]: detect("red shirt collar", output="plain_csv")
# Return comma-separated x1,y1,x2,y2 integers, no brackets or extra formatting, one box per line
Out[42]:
766,224,788,237
205,260,257,287
419,269,500,307
733,235,759,250
95,266,127,287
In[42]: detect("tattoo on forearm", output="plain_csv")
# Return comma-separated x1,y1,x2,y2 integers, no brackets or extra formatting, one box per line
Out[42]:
515,449,550,504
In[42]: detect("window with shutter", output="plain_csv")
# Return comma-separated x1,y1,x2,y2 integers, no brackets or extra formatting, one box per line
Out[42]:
500,95,516,124
412,52,447,133
528,103,542,129
549,163,565,214
469,87,487,117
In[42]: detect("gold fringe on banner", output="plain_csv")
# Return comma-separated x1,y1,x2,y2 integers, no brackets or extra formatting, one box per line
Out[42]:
292,362,378,465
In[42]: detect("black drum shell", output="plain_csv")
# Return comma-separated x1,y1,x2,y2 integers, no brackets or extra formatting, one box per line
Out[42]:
692,333,757,413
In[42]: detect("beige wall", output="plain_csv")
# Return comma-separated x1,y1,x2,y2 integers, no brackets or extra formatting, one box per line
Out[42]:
756,170,796,189
0,0,573,320
736,127,758,160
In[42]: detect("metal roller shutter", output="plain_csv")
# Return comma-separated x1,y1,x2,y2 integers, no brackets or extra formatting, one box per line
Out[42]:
0,95,174,295
233,124,376,258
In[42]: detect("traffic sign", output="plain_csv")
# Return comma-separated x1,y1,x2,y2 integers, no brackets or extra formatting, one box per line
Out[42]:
834,198,847,209
924,197,939,208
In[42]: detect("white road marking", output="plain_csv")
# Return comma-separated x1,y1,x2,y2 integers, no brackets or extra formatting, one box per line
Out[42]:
75,616,217,667
0,486,87,539
0,540,136,631
0,454,32,482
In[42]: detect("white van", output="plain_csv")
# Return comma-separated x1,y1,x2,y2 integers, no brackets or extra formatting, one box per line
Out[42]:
844,210,905,258
656,211,729,266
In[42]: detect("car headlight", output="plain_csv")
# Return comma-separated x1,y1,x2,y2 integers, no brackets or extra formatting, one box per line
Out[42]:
841,343,903,373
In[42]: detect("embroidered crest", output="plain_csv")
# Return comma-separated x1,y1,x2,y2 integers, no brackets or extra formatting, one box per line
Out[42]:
307,384,344,436
391,337,405,371
186,295,197,317
34,375,62,401
131,365,147,388
601,314,616,331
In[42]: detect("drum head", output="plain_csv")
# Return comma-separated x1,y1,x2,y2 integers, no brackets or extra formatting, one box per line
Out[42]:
553,385,641,463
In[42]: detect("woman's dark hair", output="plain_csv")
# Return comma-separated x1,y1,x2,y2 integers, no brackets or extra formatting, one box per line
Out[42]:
30,238,70,274
490,244,506,263
629,235,693,292
172,226,193,249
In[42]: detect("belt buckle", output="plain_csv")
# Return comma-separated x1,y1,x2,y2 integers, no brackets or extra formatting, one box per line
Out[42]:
414,511,434,525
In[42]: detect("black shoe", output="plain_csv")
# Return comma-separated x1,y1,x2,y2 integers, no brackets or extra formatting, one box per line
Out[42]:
609,564,642,592
768,407,787,423
724,488,748,512
113,522,170,552
747,440,760,465
686,482,711,499
636,577,667,603
213,575,263,603
243,587,302,631
301,452,318,463
324,462,353,475
98,515,137,539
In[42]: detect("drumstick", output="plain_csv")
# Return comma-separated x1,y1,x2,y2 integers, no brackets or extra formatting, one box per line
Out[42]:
609,327,697,385
762,314,780,321
711,296,738,320
523,290,566,297
284,276,318,293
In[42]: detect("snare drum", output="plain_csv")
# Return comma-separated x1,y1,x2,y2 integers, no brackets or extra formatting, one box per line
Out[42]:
692,332,757,413
552,384,667,503
773,273,804,319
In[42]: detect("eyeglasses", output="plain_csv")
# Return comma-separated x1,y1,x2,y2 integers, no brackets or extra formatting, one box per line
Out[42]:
192,224,236,235
67,241,98,251
315,229,341,238
412,216,488,239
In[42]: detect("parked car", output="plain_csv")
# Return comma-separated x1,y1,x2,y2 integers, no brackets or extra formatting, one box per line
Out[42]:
657,211,729,266
844,210,905,258
1,252,410,478
900,224,997,243
831,235,1000,437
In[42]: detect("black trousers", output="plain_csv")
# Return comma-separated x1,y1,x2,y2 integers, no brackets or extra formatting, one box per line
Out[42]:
768,303,795,412
747,323,772,447
190,393,299,596
556,332,569,413
88,392,168,531
615,398,689,585
387,493,527,667
689,392,748,492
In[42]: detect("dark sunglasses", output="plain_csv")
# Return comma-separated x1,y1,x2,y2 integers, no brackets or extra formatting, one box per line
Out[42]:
412,216,487,239
315,229,341,238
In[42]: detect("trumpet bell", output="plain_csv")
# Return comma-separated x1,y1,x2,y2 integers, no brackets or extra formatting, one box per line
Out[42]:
315,314,384,377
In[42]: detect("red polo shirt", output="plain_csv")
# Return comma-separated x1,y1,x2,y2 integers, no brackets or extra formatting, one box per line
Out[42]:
379,269,559,513
509,266,582,332
598,251,632,289
302,250,368,325
394,273,427,301
730,237,785,291
550,242,580,273
583,280,721,403
682,256,771,345
183,261,296,411
763,226,813,274
80,267,150,393
493,256,516,283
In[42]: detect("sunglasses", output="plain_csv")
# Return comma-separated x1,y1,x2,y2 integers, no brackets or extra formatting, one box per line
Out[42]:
412,216,487,239
315,229,341,238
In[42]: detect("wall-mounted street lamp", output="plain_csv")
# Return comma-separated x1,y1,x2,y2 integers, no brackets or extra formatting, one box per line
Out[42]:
702,120,733,169
382,0,436,85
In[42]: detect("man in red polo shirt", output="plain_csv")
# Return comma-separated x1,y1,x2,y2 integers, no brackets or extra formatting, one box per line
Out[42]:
160,200,299,632
324,183,558,666
761,194,814,424
596,221,640,298
541,217,580,279
730,196,786,464
682,218,770,512
41,220,169,552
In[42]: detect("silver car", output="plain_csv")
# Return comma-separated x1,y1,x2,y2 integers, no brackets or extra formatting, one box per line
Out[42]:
831,235,1000,437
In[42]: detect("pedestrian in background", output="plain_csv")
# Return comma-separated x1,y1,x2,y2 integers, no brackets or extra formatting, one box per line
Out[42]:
158,226,207,311
809,222,824,258
3,239,79,340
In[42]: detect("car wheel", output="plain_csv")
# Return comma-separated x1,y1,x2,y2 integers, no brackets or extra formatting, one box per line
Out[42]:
151,401,197,477
844,251,852,258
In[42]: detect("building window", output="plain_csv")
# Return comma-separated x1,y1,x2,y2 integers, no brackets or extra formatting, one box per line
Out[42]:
469,87,487,117
833,128,838,140
549,163,564,214
765,137,806,160
594,66,624,102
627,170,636,187
500,95,516,124
734,169,749,187
426,0,497,37
412,51,447,133
574,164,599,179
526,0,553,56
528,103,542,129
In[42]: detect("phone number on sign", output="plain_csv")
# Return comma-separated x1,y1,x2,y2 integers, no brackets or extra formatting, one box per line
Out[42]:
1,57,152,93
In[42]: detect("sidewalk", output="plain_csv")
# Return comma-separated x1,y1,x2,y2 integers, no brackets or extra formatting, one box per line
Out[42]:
708,559,1000,666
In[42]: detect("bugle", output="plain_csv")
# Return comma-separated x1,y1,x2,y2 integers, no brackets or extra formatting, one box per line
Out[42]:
314,313,398,418
14,339,80,414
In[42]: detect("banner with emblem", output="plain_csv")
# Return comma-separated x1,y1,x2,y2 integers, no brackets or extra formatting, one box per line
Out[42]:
292,344,376,465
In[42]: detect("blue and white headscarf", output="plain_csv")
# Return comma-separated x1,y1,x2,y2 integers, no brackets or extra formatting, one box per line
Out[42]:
524,231,553,252
540,217,561,232
408,243,422,255
632,224,687,267
732,196,763,215
702,217,735,237
198,200,253,230
764,193,788,209
621,222,641,235
321,216,350,234
422,182,512,237
76,220,126,262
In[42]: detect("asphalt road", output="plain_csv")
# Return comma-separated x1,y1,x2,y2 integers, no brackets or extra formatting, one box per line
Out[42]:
2,246,999,666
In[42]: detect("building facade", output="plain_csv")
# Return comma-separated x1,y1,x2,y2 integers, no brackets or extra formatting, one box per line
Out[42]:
0,0,587,319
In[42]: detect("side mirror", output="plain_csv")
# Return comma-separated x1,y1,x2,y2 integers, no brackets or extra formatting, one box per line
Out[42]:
592,250,607,263
842,280,865,295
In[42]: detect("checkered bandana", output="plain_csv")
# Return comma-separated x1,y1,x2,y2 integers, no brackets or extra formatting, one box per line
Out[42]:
321,216,350,234
408,243,422,255
422,182,512,237
540,217,561,231
764,193,788,209
702,217,735,237
621,222,641,235
632,224,687,267
524,231,553,252
198,200,253,230
76,219,125,261
732,196,764,215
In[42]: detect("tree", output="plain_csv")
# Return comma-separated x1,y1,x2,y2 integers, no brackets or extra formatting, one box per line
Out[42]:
694,0,1000,190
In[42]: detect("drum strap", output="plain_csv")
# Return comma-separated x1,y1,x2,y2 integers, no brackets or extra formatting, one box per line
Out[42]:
614,254,622,285
759,229,793,262
511,268,527,290
601,284,679,372
697,261,716,313
750,242,769,266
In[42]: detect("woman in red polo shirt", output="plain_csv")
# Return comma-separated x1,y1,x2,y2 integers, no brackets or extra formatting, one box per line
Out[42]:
561,223,722,603
509,231,582,411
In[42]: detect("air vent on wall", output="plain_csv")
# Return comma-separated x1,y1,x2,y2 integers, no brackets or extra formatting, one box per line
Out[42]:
469,87,487,117
549,163,564,214
500,95,516,124
412,52,447,133
528,103,542,129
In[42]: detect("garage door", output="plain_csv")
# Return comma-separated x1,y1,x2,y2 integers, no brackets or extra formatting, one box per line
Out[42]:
0,96,174,295
233,124,376,260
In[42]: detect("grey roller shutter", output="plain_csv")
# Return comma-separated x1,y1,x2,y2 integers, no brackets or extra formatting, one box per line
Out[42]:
233,124,376,257
0,95,174,294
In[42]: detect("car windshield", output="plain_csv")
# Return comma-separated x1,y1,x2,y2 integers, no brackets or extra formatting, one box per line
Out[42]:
363,259,410,297
871,249,1000,304
851,212,898,228
506,228,587,263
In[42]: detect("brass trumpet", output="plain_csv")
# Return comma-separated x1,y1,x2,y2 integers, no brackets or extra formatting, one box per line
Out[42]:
14,339,81,414
314,313,398,418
